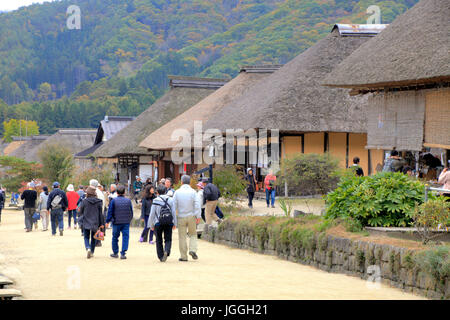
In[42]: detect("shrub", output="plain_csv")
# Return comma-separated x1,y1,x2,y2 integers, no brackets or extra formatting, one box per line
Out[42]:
212,165,246,204
413,199,450,244
325,172,429,227
279,153,340,196
414,245,449,293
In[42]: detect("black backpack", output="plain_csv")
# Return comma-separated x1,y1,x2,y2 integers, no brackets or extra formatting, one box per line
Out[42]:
155,197,173,226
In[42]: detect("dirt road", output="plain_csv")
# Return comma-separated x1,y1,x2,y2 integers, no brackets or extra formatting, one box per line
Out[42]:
0,209,423,300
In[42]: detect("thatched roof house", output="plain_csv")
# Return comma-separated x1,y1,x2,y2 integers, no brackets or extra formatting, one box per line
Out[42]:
8,135,50,162
26,129,96,162
92,76,227,185
323,0,450,153
324,0,449,92
93,76,227,159
139,65,281,151
204,24,387,175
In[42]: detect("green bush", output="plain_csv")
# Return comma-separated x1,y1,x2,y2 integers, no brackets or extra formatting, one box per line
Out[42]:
413,199,450,244
325,172,429,227
212,165,246,204
279,153,340,196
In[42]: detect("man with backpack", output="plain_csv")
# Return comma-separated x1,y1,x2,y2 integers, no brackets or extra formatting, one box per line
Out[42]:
47,182,68,236
201,178,222,226
106,184,133,259
149,184,177,262
173,175,201,262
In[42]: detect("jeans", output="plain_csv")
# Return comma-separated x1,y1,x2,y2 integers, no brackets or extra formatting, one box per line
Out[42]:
265,188,276,206
154,224,173,260
140,215,154,242
68,209,77,227
50,210,64,234
112,223,130,255
84,229,97,253
247,191,255,207
24,207,35,230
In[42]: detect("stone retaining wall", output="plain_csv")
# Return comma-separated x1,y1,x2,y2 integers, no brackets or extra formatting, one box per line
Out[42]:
202,225,449,300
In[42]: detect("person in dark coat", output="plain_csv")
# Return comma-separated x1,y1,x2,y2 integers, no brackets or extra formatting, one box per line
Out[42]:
139,185,156,243
47,181,69,236
106,184,133,259
0,186,4,224
21,182,38,232
244,168,257,208
78,186,105,259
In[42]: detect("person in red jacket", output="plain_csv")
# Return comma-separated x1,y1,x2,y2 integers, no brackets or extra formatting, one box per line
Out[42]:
66,184,80,229
264,171,277,208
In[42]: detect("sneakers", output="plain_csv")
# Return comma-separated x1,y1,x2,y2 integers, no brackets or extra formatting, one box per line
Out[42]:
59,230,63,236
87,249,92,259
149,241,155,244
110,253,119,258
271,205,275,208
179,258,188,262
161,252,168,262
189,251,198,260
139,237,144,243
120,254,127,260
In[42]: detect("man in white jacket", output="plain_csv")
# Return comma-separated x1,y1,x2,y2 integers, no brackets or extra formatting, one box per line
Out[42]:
173,175,201,261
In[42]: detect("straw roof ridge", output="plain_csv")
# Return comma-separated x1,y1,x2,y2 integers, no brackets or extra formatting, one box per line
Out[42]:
204,28,372,133
323,0,450,89
139,65,281,150
92,85,220,158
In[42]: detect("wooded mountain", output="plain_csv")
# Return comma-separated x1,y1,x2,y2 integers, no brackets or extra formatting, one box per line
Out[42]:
0,0,417,135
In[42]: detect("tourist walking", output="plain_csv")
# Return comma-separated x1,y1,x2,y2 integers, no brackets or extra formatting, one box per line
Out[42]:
174,175,200,261
196,182,206,222
140,185,156,243
47,182,68,236
201,178,222,226
90,179,105,246
351,157,364,177
106,185,133,259
149,184,177,262
37,186,50,231
165,178,175,197
21,182,38,232
133,176,143,204
77,185,85,199
66,184,80,229
0,186,4,224
245,168,257,208
438,167,450,200
78,186,105,259
264,171,277,208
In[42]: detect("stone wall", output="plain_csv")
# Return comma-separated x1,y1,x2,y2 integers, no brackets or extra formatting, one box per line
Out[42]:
202,225,448,300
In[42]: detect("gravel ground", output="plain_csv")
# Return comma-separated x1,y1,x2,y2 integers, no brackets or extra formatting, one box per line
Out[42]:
0,209,423,300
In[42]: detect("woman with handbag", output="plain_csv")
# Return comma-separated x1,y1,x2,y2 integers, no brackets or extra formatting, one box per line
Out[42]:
78,186,105,259
38,186,50,231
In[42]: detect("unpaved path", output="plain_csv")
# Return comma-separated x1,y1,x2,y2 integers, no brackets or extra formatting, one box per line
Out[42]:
0,209,423,300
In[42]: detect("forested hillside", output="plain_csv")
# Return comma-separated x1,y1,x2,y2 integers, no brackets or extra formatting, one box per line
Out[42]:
0,0,417,135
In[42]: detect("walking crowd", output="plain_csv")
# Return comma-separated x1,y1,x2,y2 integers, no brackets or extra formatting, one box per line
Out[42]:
9,175,225,262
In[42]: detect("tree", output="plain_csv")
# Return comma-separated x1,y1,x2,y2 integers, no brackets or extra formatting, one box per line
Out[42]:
2,119,40,142
0,156,43,191
38,82,54,101
38,143,75,190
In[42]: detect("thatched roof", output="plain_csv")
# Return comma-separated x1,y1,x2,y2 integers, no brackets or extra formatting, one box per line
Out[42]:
204,25,381,133
139,66,281,150
26,129,96,162
8,135,50,162
95,116,135,144
324,0,450,90
92,76,227,158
